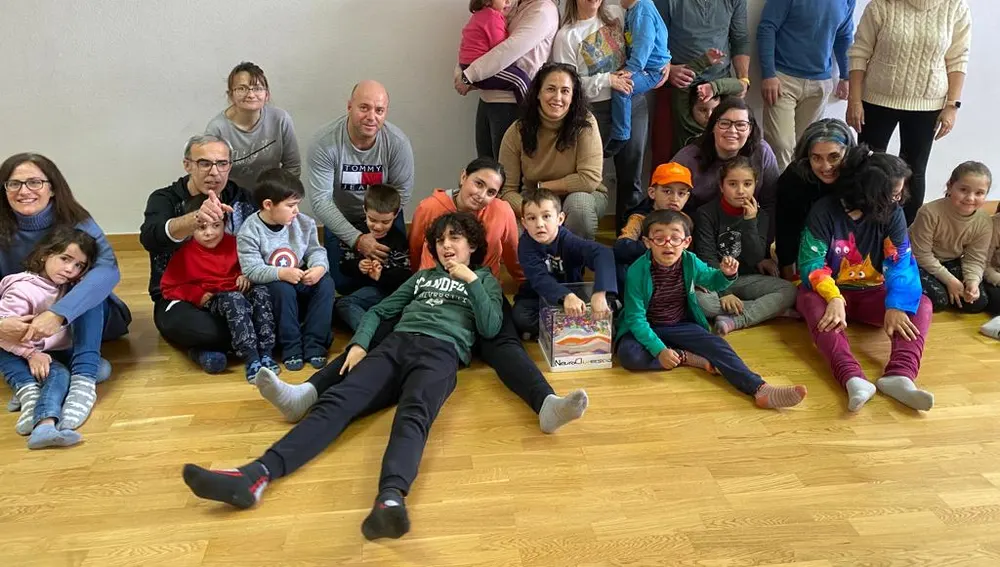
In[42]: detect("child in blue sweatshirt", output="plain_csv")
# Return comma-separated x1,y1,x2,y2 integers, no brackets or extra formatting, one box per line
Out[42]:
513,189,617,339
605,0,671,157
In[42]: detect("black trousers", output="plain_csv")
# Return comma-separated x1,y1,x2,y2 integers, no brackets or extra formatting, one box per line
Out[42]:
475,100,520,160
918,259,990,314
986,283,1000,315
310,297,556,414
259,332,458,495
591,96,648,231
154,298,231,352
858,102,940,225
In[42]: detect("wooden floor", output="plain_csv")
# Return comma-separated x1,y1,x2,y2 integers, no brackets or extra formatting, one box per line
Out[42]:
1,248,999,567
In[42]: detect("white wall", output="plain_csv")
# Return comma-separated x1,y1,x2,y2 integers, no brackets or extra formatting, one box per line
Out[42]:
0,0,994,234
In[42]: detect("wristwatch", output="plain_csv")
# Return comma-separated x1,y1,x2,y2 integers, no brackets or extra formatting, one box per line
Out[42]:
946,100,962,109
461,71,472,86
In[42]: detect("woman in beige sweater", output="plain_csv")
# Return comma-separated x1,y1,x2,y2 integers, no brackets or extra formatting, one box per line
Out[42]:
910,161,992,314
499,62,608,240
846,0,972,225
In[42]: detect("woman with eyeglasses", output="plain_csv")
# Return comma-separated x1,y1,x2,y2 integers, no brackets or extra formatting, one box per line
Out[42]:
671,96,781,276
205,62,301,191
0,153,132,431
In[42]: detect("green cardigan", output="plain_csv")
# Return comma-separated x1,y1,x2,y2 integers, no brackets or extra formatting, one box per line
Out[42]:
615,249,735,357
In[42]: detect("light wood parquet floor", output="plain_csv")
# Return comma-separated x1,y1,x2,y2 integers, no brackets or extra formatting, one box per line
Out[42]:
1,245,999,567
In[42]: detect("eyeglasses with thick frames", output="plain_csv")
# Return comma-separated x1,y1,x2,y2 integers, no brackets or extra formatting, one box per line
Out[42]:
232,85,267,96
185,159,232,172
716,119,751,133
646,235,687,247
4,178,50,193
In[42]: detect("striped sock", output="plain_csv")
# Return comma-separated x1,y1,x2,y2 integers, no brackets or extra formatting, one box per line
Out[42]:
58,376,97,430
754,384,808,409
677,351,718,375
14,384,40,436
182,461,270,509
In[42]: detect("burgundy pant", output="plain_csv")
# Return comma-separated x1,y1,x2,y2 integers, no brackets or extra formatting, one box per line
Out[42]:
796,287,932,387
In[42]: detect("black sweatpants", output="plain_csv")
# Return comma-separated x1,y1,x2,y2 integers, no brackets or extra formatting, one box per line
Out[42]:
259,332,458,495
154,298,231,352
311,297,556,414
205,287,276,360
918,259,990,314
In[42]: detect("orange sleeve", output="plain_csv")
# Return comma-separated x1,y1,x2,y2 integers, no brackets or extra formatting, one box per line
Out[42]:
409,203,430,272
501,204,525,283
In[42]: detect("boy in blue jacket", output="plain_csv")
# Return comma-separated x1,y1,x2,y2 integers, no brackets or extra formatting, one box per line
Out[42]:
513,189,617,339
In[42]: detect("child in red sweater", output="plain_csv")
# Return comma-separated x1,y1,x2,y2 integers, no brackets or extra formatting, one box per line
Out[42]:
160,196,278,381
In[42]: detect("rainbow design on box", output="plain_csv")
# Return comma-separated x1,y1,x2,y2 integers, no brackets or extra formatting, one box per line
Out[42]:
539,307,613,373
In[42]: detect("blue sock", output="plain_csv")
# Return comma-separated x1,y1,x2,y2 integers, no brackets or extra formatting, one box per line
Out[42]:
260,355,281,375
283,357,304,371
188,349,227,374
28,422,82,449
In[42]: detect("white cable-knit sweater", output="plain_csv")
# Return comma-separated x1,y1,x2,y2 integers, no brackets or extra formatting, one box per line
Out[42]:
848,0,971,111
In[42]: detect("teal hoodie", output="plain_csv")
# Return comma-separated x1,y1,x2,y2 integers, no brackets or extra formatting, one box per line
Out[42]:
616,249,734,356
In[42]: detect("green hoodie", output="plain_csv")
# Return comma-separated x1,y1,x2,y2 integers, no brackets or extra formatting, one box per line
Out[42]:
616,249,734,357
351,266,503,365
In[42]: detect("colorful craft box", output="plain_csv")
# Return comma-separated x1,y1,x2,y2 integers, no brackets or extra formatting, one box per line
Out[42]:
538,283,613,372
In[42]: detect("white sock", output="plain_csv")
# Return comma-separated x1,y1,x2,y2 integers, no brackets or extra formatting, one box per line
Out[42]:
981,316,1000,340
876,375,934,411
255,367,317,422
845,377,876,412
538,390,588,434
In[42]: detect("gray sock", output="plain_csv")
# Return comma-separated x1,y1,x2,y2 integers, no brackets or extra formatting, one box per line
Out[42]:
538,389,589,434
255,367,317,423
8,394,20,412
58,376,97,430
846,377,877,412
28,422,82,449
14,384,40,436
876,375,934,411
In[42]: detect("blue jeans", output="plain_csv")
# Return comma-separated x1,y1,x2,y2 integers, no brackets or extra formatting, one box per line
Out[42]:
334,285,385,331
325,213,407,295
610,69,663,142
616,322,764,396
267,275,335,360
70,301,108,380
0,350,71,425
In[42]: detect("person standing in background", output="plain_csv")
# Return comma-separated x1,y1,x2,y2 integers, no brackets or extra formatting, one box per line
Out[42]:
846,0,972,225
650,0,751,166
757,0,855,170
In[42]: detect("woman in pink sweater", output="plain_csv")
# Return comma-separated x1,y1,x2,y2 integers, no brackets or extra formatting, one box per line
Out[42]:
0,227,96,449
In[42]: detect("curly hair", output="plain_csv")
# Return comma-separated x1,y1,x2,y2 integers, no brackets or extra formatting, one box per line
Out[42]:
791,118,857,182
837,146,911,225
694,96,762,172
424,212,488,269
518,63,592,157
23,226,98,279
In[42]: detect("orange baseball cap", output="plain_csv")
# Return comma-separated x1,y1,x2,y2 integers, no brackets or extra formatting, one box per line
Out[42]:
650,162,693,188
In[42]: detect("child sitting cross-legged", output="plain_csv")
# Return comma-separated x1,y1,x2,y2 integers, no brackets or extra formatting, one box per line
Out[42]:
182,212,503,541
512,189,617,339
615,209,807,409
982,210,1000,339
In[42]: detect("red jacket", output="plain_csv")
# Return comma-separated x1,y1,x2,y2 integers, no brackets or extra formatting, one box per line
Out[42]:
160,234,241,304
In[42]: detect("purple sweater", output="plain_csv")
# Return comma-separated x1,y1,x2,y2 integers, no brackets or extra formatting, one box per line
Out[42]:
671,141,780,244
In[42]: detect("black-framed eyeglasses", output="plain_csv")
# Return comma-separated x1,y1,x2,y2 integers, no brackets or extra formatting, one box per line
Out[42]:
646,235,687,247
4,178,50,193
185,159,232,172
716,119,751,133
232,85,267,96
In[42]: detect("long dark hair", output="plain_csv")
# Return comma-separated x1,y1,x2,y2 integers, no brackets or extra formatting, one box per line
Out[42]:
24,226,98,279
0,153,92,246
694,97,762,171
518,63,592,157
464,157,506,187
837,146,911,225
425,212,488,269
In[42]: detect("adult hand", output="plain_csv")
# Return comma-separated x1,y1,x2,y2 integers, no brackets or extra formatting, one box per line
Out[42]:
884,308,920,341
668,65,696,89
835,79,850,101
817,297,847,333
720,256,739,277
300,266,327,286
28,352,51,382
657,348,682,370
935,106,958,140
236,275,251,293
563,293,586,317
199,292,214,308
610,72,634,95
720,294,744,315
444,260,478,284
0,315,32,343
965,281,981,303
278,267,305,285
454,71,473,96
757,259,779,278
22,311,64,342
356,233,390,262
339,345,367,375
654,63,671,89
846,99,864,133
369,260,383,282
945,277,965,308
761,77,781,106
696,83,715,102
197,190,234,224
591,291,610,319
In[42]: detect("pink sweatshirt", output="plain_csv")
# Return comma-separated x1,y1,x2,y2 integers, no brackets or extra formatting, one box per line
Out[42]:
0,272,71,358
459,8,509,65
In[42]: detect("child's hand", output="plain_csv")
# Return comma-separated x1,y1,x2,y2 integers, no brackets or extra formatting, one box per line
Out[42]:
705,48,726,66
720,256,739,277
28,352,51,382
279,267,305,285
369,260,383,282
563,293,586,317
757,259,779,278
444,260,478,284
946,277,965,307
720,294,744,315
301,266,327,286
885,308,920,341
742,195,759,220
590,291,611,319
696,83,715,102
657,348,681,370
964,281,981,303
359,258,373,275
818,297,847,333
199,292,214,308
339,345,367,375
236,275,251,293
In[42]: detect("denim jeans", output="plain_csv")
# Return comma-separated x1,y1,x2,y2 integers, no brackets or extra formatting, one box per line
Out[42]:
334,285,385,331
325,214,407,295
266,275,335,360
0,350,71,426
610,69,663,142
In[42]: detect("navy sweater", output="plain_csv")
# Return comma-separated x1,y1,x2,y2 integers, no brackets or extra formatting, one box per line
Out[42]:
518,226,617,303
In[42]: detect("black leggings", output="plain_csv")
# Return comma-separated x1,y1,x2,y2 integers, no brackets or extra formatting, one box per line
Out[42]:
918,259,990,314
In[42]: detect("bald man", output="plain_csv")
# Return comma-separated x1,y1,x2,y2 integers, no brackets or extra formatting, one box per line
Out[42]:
307,80,415,294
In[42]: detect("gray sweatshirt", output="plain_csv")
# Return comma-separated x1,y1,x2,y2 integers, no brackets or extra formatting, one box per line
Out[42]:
306,115,414,248
236,212,328,284
205,105,301,191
